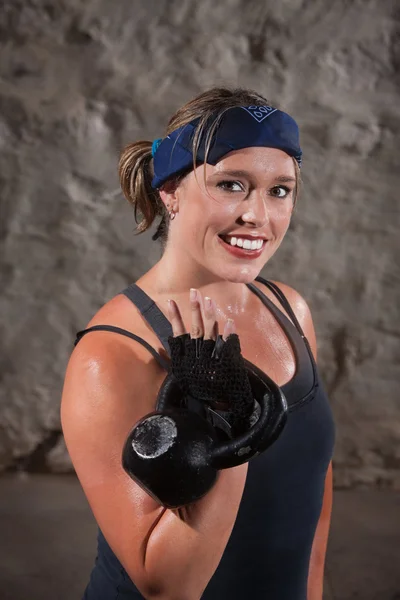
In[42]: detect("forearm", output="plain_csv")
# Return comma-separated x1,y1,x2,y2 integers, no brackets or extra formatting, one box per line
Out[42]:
143,465,248,599
307,540,327,600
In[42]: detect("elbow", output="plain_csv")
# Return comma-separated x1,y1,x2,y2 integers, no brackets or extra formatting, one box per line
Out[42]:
141,586,196,600
128,571,198,600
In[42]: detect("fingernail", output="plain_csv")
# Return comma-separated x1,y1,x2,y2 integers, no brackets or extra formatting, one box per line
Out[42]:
190,288,197,302
225,319,235,333
205,297,212,309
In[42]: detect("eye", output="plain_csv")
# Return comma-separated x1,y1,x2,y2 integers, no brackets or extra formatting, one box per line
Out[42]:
270,185,291,198
216,180,245,193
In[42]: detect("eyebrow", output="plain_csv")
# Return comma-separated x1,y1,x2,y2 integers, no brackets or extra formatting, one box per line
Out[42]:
210,169,296,184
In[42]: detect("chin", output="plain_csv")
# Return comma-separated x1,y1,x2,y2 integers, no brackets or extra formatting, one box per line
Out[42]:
214,264,265,284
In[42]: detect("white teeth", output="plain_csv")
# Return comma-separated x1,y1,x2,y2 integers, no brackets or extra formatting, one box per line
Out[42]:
224,236,264,250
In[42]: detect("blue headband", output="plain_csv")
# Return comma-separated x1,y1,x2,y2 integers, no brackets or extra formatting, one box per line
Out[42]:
151,105,302,189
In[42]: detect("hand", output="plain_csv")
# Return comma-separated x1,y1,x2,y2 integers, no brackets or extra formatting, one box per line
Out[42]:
166,288,236,344
165,289,255,424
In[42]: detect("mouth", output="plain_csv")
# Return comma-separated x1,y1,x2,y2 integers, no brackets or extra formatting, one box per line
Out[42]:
217,235,266,259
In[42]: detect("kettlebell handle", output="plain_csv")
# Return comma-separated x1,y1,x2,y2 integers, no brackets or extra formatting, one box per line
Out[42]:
156,356,288,470
210,366,287,469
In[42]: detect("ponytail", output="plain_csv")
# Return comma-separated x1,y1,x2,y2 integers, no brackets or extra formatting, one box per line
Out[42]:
118,141,167,242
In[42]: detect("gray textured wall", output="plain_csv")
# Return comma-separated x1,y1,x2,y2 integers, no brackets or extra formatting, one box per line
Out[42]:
0,0,399,488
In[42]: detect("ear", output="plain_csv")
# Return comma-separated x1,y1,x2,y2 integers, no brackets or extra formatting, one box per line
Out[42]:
159,179,180,210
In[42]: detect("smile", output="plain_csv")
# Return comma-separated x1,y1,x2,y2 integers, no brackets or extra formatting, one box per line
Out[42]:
217,235,266,259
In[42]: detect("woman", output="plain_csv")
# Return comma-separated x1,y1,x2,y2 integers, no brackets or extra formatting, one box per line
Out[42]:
61,87,335,599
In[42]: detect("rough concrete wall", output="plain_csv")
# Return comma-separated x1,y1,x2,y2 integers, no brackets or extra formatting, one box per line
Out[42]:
0,0,399,487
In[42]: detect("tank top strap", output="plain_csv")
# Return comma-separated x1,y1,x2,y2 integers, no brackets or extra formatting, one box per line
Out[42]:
122,283,173,354
74,324,171,371
73,283,174,373
254,277,306,338
254,276,317,373
74,280,316,394
73,284,173,371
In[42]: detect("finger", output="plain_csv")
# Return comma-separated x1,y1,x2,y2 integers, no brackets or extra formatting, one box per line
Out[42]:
190,289,204,339
167,299,186,337
222,318,236,341
203,297,218,341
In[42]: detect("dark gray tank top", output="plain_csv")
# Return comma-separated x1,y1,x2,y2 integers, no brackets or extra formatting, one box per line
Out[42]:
76,276,336,599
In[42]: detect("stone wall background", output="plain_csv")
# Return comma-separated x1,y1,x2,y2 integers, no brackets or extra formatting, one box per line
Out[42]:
0,0,399,488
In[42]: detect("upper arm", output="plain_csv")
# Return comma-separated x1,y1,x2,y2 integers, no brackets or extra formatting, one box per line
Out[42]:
270,280,318,361
307,461,333,599
61,334,166,594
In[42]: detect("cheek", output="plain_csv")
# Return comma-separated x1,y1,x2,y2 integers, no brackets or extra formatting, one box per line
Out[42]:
202,201,235,232
270,201,293,229
180,202,225,245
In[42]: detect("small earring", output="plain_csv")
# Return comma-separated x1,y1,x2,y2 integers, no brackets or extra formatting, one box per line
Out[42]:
168,207,176,220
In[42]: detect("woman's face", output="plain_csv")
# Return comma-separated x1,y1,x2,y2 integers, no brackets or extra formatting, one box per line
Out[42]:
161,147,297,283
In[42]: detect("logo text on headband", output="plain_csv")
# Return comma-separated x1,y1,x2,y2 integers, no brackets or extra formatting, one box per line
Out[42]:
241,106,278,123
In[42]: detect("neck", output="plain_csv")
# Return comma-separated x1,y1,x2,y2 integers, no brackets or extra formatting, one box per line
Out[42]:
143,250,257,318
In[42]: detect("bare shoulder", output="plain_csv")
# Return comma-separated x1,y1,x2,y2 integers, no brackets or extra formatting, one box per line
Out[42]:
62,290,166,479
272,280,317,359
62,302,163,459
270,281,313,325
85,292,144,332
254,279,318,359
64,291,164,421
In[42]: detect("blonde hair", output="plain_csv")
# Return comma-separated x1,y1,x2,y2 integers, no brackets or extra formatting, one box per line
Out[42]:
119,87,302,251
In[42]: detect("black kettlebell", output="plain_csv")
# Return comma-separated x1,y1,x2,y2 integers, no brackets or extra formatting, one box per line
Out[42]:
122,333,288,508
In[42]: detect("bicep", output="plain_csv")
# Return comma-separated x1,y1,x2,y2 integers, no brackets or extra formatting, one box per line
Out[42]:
61,337,165,590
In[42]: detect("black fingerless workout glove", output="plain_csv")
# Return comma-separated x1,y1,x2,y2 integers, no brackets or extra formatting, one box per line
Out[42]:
167,333,255,435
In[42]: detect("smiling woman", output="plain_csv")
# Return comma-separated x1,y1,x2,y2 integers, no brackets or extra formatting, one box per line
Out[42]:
61,87,335,600
201,147,297,265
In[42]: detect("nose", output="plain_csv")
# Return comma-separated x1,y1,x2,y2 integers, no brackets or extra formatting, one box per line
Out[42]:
239,189,269,228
